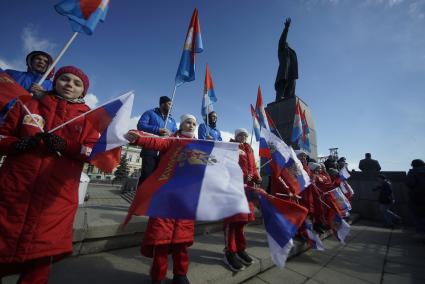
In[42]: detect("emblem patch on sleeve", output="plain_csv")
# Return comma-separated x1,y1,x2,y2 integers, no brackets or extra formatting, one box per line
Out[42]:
22,114,45,129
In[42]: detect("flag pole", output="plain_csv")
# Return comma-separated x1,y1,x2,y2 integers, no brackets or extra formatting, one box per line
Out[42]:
37,32,79,85
206,93,210,138
164,84,177,130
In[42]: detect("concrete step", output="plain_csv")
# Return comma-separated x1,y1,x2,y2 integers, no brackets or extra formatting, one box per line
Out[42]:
3,214,360,284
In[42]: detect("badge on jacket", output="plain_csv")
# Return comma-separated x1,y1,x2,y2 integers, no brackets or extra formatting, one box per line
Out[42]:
22,114,45,129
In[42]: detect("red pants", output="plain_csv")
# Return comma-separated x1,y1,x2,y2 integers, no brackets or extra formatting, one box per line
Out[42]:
0,257,52,284
224,222,247,253
150,243,189,281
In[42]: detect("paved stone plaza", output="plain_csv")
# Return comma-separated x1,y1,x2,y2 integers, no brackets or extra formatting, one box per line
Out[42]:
3,219,424,284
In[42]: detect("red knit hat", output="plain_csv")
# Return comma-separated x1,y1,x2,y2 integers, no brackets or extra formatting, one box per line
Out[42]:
53,66,90,97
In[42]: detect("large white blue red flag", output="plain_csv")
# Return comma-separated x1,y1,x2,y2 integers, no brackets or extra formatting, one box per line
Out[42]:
286,147,311,195
125,139,249,222
291,100,303,143
175,8,204,86
260,128,291,173
201,64,217,117
328,187,352,215
332,215,351,244
255,86,270,130
55,0,110,35
259,193,308,268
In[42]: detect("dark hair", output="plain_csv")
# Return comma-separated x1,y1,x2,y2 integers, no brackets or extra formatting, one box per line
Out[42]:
411,159,425,168
365,153,371,158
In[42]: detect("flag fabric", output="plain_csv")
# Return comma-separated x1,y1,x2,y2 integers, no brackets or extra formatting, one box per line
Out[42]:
255,86,270,130
51,92,134,173
55,0,109,35
0,72,32,123
175,8,204,86
260,128,291,173
250,104,261,142
201,64,217,117
299,109,311,152
328,187,352,216
304,218,325,251
286,147,311,195
340,180,354,197
266,111,279,136
332,214,351,244
291,100,303,143
87,92,134,172
339,166,351,181
125,139,249,223
259,193,308,268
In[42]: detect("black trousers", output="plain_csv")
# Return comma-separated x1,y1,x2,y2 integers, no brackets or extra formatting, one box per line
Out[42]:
138,153,160,186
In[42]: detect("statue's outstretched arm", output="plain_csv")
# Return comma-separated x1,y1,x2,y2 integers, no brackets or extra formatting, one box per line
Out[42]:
278,17,291,48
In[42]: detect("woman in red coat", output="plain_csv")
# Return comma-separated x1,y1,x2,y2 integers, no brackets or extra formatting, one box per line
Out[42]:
126,114,198,284
0,66,97,284
222,128,262,271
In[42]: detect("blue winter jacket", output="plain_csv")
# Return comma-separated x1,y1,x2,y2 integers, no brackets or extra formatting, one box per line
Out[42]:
137,108,177,135
5,69,53,92
198,123,222,141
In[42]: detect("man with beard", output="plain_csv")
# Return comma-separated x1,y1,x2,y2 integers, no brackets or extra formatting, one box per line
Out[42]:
137,96,177,184
198,111,222,141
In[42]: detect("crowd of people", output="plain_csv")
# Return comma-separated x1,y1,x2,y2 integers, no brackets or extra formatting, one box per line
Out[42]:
0,50,424,284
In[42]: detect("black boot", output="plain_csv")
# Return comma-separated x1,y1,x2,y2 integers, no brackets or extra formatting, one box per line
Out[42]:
172,275,190,284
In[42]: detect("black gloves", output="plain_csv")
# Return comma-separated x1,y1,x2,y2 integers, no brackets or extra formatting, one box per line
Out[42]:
37,133,67,153
12,136,41,153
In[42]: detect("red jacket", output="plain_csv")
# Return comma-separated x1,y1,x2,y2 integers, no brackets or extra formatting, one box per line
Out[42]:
225,142,260,224
131,131,195,257
0,94,97,263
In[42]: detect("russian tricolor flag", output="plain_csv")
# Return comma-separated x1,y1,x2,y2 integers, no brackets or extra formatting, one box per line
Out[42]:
175,8,204,86
0,71,32,123
286,147,311,195
259,193,308,268
84,92,134,172
328,187,352,216
291,100,303,143
55,0,110,35
125,139,249,223
260,128,291,173
339,166,351,181
201,64,217,117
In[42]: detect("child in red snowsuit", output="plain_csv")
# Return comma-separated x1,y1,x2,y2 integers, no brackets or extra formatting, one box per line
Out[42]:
0,66,97,284
126,114,198,284
222,128,262,271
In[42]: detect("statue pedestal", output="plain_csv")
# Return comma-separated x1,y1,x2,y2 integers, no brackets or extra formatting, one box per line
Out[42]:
265,96,318,159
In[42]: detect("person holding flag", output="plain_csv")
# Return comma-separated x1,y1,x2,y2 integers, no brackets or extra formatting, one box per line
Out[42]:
222,128,262,271
137,96,178,185
198,111,222,141
126,114,199,284
4,50,55,97
0,66,102,283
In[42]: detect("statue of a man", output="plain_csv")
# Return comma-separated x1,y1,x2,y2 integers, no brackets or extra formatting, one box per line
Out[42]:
275,17,298,101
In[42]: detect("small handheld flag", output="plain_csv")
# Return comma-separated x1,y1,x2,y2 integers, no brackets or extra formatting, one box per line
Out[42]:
175,8,204,86
55,0,110,35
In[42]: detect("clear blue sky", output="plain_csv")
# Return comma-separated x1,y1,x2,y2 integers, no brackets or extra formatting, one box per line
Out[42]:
1,0,424,171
